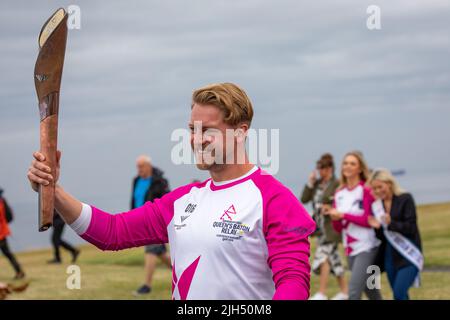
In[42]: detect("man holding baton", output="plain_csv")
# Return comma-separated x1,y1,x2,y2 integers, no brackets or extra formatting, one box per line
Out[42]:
27,83,315,300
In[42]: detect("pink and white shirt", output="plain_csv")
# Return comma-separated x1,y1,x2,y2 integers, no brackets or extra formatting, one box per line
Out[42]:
70,166,316,300
332,182,380,256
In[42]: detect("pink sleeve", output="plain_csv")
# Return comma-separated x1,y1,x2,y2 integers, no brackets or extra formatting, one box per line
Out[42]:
342,187,374,228
80,183,197,251
258,179,316,300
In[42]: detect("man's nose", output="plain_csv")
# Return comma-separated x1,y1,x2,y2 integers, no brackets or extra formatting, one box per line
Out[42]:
192,133,204,146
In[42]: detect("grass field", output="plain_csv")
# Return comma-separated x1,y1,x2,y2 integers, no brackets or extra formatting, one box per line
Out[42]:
1,202,449,300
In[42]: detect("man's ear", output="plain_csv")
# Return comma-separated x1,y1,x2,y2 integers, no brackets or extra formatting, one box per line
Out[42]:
235,123,249,142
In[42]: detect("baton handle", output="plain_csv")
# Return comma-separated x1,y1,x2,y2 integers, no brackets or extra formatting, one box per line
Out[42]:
38,93,59,232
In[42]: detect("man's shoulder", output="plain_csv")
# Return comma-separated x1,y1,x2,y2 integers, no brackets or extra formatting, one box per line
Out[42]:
152,167,164,177
250,169,298,204
151,167,168,184
164,179,210,200
251,170,315,235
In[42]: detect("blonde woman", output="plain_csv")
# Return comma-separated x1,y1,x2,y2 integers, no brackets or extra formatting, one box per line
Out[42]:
368,169,423,300
323,151,382,300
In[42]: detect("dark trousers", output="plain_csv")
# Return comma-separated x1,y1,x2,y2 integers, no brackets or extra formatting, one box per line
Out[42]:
385,243,419,300
52,217,77,260
0,238,22,274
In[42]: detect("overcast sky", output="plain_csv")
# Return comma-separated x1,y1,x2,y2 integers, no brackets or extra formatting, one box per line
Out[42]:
1,0,449,213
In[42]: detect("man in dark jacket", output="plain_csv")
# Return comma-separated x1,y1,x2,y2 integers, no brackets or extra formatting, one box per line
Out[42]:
131,155,172,296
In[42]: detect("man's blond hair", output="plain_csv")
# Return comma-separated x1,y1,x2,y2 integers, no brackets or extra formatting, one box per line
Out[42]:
192,83,254,127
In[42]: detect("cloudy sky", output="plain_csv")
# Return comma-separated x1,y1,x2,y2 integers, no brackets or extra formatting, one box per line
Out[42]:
1,0,449,215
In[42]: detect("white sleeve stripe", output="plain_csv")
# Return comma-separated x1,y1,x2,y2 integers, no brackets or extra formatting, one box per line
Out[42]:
69,203,92,235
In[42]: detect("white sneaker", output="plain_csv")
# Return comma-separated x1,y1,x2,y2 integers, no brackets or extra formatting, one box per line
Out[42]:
331,292,349,300
309,292,328,300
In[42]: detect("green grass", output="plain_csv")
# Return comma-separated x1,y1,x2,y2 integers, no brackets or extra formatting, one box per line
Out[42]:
417,202,450,267
1,202,449,299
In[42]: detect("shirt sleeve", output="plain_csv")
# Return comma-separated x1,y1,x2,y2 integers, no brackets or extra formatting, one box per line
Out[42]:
69,203,92,235
70,184,195,251
263,190,316,300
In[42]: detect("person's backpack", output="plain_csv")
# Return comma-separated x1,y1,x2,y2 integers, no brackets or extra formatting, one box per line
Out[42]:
1,199,13,223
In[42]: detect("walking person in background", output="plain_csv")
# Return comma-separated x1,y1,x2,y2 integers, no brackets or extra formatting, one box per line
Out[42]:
301,154,348,300
323,151,382,300
48,211,80,264
132,155,172,296
0,188,25,279
368,169,423,300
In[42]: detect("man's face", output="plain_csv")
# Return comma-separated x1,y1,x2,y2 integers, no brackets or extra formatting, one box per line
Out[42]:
136,160,152,178
189,103,244,171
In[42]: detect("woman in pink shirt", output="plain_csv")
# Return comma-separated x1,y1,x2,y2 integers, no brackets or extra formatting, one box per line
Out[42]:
324,151,382,300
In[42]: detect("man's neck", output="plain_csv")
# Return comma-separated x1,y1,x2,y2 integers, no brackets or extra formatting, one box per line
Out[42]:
209,163,255,182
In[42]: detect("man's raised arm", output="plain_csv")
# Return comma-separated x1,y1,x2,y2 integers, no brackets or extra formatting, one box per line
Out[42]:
28,151,82,224
27,151,174,251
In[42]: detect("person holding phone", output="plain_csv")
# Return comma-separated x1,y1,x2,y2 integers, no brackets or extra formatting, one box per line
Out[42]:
300,154,347,300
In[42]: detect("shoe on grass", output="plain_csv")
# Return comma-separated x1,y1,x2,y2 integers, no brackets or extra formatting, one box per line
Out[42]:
133,284,151,296
13,271,26,280
72,249,80,263
47,259,62,264
309,292,328,300
331,292,349,300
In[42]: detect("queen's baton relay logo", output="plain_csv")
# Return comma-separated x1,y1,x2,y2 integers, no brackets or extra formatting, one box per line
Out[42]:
213,205,250,242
